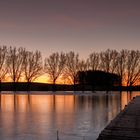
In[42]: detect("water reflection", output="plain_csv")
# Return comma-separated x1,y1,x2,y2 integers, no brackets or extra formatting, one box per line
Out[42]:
120,91,140,109
0,92,139,140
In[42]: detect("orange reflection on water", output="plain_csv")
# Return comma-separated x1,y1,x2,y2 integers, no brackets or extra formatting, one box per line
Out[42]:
121,92,129,110
1,94,15,111
29,95,54,113
121,91,140,109
54,95,75,112
29,95,75,114
0,92,140,113
1,92,140,140
1,94,29,112
52,95,75,128
0,94,75,113
16,95,29,112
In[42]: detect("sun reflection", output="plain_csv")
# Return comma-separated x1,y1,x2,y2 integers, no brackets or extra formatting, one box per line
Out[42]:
120,91,140,110
29,95,54,112
1,95,15,111
16,95,29,112
0,92,140,113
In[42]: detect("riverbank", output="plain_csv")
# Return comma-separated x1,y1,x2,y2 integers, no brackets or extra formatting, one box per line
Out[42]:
0,91,122,95
0,82,140,92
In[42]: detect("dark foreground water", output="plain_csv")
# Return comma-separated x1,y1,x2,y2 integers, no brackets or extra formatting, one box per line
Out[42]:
0,91,139,140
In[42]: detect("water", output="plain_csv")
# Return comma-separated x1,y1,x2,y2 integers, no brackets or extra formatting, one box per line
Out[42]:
0,91,139,140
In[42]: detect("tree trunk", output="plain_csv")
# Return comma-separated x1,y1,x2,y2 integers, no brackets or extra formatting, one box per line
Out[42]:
13,81,17,92
27,81,31,92
119,78,122,92
52,79,56,92
73,78,76,92
0,80,1,92
129,83,133,92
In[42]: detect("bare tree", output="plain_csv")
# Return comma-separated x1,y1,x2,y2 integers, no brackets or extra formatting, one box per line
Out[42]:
78,59,89,91
88,52,100,71
7,47,25,91
44,52,66,91
78,59,89,72
100,49,118,73
64,51,80,90
125,50,140,89
115,49,128,88
23,50,43,91
0,46,8,91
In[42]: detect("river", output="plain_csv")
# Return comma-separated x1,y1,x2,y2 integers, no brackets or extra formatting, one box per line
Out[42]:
0,91,139,140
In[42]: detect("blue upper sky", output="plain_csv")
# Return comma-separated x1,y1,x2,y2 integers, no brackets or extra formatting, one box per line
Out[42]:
0,0,140,59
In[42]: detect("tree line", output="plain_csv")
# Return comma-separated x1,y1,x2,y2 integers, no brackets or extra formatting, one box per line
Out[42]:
0,46,140,89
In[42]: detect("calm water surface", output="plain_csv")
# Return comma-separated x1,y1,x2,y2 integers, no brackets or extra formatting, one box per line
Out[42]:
0,91,139,140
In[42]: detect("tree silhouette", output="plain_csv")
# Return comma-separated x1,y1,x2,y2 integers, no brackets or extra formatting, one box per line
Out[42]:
7,47,25,91
64,51,79,91
23,50,43,91
0,46,8,91
100,49,118,73
44,52,66,91
78,59,89,91
0,45,139,92
116,49,128,89
88,52,100,71
125,50,140,89
77,70,120,90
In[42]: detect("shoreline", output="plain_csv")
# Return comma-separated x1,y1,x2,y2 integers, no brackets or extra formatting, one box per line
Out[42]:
0,91,135,95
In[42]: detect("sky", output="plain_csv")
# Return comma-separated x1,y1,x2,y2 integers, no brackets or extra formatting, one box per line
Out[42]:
0,0,140,59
